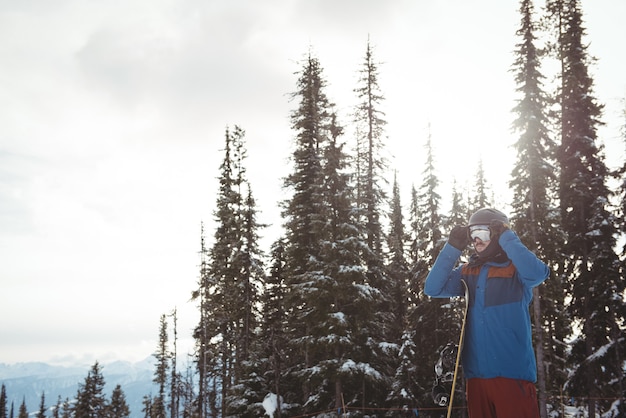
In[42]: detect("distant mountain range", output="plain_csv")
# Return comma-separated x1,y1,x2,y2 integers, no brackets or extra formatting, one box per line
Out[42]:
0,359,159,417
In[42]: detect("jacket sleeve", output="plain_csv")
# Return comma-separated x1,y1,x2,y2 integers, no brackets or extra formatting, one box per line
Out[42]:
424,243,465,298
498,229,550,288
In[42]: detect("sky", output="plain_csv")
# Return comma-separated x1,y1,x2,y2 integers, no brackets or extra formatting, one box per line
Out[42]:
1,0,625,366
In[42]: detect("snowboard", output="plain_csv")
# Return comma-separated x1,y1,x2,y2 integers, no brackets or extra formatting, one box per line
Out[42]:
431,279,469,417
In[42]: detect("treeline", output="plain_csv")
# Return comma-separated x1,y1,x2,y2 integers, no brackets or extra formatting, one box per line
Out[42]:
181,0,626,417
0,364,131,418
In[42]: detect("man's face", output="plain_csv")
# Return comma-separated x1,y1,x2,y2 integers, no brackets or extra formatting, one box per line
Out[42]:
469,225,491,253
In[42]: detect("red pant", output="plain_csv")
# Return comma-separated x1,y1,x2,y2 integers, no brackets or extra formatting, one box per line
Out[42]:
466,377,539,418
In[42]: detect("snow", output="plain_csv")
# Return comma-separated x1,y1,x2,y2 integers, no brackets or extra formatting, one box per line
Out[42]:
330,311,347,324
340,359,382,380
262,393,281,418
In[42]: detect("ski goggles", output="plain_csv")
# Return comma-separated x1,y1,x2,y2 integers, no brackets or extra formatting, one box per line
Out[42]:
469,225,491,242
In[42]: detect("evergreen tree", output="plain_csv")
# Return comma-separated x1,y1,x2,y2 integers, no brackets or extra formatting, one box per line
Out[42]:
353,38,388,261
281,50,333,413
190,223,214,418
179,362,196,418
60,399,71,418
108,385,130,418
36,393,45,418
168,308,180,418
259,238,289,418
351,38,391,409
52,397,60,418
0,384,6,418
385,173,410,349
152,314,169,418
74,362,108,418
509,0,567,415
227,184,267,417
548,0,626,414
408,130,456,406
407,185,420,271
142,395,152,418
17,399,27,418
384,173,415,411
191,125,264,416
470,158,491,211
443,179,469,234
313,111,379,412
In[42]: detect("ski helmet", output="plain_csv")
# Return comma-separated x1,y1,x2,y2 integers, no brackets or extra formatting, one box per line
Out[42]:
468,208,509,226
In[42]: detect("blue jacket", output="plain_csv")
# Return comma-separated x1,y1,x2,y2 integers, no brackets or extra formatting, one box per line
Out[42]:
424,229,549,382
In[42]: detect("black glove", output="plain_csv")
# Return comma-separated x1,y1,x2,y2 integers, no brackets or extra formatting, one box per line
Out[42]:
489,219,510,243
448,225,469,250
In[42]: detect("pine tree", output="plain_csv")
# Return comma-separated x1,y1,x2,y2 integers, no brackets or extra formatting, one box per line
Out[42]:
351,38,391,409
191,125,264,416
60,399,71,418
142,395,152,418
548,0,626,414
353,38,388,260
73,362,108,418
385,173,410,348
259,238,289,418
169,308,180,418
470,158,491,211
227,185,267,417
408,130,458,406
0,384,7,418
17,399,27,418
52,397,60,418
443,179,469,234
190,222,213,418
179,362,196,418
36,392,45,418
315,111,381,412
152,314,169,418
384,173,415,410
281,50,333,414
108,385,130,418
510,0,568,415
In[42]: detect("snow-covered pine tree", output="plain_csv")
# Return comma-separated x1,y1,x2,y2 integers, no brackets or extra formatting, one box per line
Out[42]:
259,238,289,418
547,0,626,415
192,126,264,417
509,0,567,415
227,184,267,417
351,39,392,409
311,111,381,411
281,51,334,414
408,130,459,406
384,173,415,410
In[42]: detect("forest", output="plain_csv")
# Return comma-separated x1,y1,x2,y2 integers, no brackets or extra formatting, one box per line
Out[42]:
2,0,625,417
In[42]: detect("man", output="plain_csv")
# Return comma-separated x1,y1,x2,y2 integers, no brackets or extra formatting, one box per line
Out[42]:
424,208,549,417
